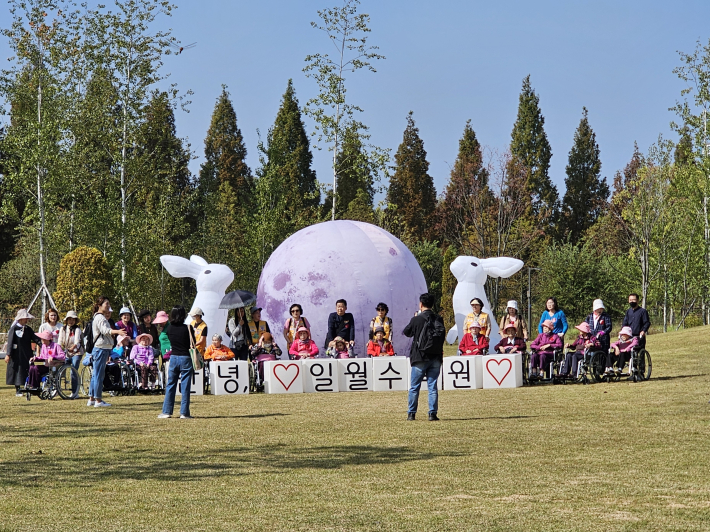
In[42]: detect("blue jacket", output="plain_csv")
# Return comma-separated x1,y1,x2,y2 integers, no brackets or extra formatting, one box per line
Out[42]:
585,312,612,351
537,310,568,335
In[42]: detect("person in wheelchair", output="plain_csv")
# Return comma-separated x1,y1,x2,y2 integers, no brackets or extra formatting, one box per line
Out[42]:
288,327,319,359
328,336,353,358
204,334,235,361
561,322,599,378
130,333,158,390
366,328,394,357
26,331,65,389
458,321,489,356
105,335,130,391
529,320,562,377
607,326,638,375
250,332,283,382
494,323,526,354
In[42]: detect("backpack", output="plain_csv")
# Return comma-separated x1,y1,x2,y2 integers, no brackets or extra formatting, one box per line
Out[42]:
83,316,95,354
416,313,446,355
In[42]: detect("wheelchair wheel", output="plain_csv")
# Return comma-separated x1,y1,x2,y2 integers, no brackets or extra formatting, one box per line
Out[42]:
636,349,652,381
80,365,93,396
590,351,606,383
56,365,80,400
39,375,56,400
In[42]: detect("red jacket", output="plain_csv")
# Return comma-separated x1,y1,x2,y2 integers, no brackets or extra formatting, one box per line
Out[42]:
367,339,394,357
494,336,526,354
458,333,489,355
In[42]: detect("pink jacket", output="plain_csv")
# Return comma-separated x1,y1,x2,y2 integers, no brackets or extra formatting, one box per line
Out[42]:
289,338,319,358
130,345,155,365
530,332,562,353
38,342,65,362
611,337,638,353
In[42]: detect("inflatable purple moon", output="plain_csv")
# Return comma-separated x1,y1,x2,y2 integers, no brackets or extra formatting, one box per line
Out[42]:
257,220,427,356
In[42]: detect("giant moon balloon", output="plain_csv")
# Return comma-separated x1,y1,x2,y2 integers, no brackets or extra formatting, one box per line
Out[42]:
257,220,428,356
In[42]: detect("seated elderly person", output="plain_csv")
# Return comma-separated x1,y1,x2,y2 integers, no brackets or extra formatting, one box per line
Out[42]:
494,323,526,354
203,334,235,361
250,332,283,381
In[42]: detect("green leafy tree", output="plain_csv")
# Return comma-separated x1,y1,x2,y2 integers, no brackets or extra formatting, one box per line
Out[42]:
559,107,609,242
409,240,443,312
54,246,113,322
440,244,458,335
303,0,387,220
510,75,558,225
386,112,436,241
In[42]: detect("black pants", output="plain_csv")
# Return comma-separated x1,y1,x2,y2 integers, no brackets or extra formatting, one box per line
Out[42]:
233,344,249,361
563,351,585,376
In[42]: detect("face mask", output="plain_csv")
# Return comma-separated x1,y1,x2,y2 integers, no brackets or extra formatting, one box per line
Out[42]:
629,301,638,308
263,343,272,350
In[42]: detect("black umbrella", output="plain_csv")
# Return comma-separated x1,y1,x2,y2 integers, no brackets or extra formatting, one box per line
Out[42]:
219,290,257,310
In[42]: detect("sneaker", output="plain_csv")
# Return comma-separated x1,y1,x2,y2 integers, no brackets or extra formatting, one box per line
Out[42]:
15,392,23,397
87,400,95,406
179,414,193,419
157,413,171,419
94,401,111,407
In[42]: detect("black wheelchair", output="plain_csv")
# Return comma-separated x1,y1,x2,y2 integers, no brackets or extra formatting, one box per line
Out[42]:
24,360,81,401
600,345,652,383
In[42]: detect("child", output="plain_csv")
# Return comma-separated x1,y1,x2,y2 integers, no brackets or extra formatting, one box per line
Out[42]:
324,299,354,349
289,327,320,359
327,336,352,359
458,321,489,356
366,327,395,357
27,331,65,389
369,303,393,341
608,326,639,375
204,334,235,361
561,322,599,377
130,333,158,390
529,320,562,377
250,332,283,381
494,323,526,354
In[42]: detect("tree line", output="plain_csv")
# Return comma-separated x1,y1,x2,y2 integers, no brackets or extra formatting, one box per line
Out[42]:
0,0,708,336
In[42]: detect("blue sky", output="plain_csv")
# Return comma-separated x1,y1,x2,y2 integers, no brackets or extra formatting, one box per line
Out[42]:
3,0,709,200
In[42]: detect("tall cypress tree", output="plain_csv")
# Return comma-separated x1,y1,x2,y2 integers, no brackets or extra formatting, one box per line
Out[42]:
386,112,436,241
261,80,320,214
510,75,558,223
199,87,252,207
560,107,609,242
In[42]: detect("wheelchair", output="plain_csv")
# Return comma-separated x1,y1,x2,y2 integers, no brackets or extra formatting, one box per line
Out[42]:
24,360,81,401
524,348,564,385
103,358,137,396
549,348,606,385
600,345,652,383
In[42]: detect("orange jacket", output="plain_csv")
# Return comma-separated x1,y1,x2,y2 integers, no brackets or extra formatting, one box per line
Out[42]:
204,344,235,361
367,339,394,357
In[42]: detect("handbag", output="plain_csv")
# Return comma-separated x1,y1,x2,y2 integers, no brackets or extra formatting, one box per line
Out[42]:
188,325,204,372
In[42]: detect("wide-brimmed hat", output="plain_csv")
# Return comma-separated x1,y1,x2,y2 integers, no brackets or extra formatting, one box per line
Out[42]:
189,307,203,317
153,311,169,324
119,306,131,317
137,309,152,320
619,326,633,338
593,299,605,311
136,333,153,345
468,320,481,330
36,330,54,341
65,310,78,321
506,300,518,310
469,298,483,306
575,322,591,334
14,309,34,321
541,319,554,330
116,334,129,345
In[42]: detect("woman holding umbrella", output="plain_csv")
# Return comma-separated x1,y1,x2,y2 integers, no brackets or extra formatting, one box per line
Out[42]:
221,290,256,361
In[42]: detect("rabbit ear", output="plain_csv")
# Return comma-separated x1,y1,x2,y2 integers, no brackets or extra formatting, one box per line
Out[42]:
160,255,203,280
480,257,524,279
190,255,209,266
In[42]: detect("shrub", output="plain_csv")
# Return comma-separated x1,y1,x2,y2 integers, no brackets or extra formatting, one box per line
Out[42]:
53,246,113,323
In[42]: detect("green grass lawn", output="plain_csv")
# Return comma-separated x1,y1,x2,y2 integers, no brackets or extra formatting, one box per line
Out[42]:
1,328,709,531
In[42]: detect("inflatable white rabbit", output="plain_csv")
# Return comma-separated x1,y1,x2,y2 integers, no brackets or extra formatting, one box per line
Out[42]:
446,256,524,349
159,255,234,341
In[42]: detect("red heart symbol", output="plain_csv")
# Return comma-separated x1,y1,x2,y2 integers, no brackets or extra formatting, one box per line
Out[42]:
486,358,512,386
273,363,300,390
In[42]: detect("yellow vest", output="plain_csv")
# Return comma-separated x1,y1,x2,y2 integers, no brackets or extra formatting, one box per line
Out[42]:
370,316,392,340
464,312,491,336
248,320,268,344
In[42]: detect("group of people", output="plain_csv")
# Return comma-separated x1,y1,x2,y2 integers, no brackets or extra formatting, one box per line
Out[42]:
456,293,651,378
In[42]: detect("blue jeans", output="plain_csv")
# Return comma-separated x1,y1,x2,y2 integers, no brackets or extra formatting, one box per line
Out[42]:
89,348,111,400
71,354,82,394
408,359,442,415
162,355,193,416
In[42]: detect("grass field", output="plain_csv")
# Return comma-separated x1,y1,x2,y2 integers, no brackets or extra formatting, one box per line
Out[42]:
1,327,709,531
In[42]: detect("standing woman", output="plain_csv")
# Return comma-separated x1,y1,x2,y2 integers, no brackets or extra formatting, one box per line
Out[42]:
58,311,84,393
159,306,195,419
39,308,62,341
369,303,393,341
227,308,249,361
283,304,310,350
464,298,492,338
498,300,528,342
137,310,160,351
4,309,40,396
537,297,568,340
153,310,171,360
88,296,123,408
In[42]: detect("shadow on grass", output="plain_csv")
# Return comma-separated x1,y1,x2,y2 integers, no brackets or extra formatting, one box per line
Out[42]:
199,413,291,419
1,444,457,487
445,415,539,421
650,374,705,381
